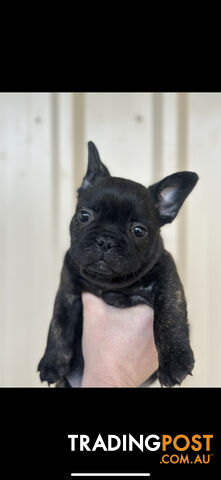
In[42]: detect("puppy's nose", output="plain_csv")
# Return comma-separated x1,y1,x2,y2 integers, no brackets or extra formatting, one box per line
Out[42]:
96,235,115,252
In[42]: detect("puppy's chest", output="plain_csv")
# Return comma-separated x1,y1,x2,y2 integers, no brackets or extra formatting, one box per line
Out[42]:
79,277,156,309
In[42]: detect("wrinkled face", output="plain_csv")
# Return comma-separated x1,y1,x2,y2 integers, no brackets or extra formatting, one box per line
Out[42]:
70,177,160,284
69,141,198,286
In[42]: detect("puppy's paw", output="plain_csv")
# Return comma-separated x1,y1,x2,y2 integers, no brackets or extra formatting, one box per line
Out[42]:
158,350,194,387
37,351,71,385
102,291,128,308
102,291,148,308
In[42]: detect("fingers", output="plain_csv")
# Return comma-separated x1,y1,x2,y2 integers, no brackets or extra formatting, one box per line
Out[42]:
82,292,154,339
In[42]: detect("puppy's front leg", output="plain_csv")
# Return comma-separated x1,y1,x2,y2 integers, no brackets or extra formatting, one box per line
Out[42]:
154,251,195,387
38,258,82,385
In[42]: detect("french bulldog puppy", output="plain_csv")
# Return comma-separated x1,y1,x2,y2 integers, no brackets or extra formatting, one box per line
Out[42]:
38,141,198,387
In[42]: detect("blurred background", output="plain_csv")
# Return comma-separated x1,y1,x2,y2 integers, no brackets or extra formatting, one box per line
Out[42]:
0,92,220,387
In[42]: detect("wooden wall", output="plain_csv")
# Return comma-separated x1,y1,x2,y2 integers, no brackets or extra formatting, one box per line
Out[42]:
0,92,220,387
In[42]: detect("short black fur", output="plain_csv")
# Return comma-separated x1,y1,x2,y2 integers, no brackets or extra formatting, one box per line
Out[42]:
38,142,198,387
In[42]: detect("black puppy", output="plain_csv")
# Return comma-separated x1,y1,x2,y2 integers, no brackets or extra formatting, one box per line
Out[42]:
38,141,198,387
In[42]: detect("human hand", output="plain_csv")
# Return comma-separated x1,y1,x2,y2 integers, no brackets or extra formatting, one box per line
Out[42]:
81,292,159,388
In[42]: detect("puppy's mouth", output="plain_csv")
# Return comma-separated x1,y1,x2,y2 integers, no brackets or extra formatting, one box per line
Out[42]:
85,260,113,276
80,260,149,289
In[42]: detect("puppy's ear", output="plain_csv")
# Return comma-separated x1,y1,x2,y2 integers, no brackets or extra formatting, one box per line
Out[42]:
78,141,110,196
149,171,199,225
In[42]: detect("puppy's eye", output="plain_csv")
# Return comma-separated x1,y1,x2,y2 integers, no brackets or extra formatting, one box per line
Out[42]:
133,225,147,238
78,210,91,223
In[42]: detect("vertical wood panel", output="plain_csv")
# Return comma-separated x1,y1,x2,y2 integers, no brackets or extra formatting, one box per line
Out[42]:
0,98,7,385
186,93,221,386
152,93,163,182
53,93,77,274
84,93,153,186
0,93,55,385
176,93,188,284
50,93,60,263
73,93,86,193
160,93,179,264
0,93,79,386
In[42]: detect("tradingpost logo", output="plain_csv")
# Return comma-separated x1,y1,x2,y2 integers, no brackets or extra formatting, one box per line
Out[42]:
68,433,214,465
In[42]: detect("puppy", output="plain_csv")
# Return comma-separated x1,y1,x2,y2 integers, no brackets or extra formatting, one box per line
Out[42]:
38,141,198,387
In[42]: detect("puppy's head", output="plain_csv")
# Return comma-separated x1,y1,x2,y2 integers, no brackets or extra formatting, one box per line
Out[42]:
69,142,198,288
